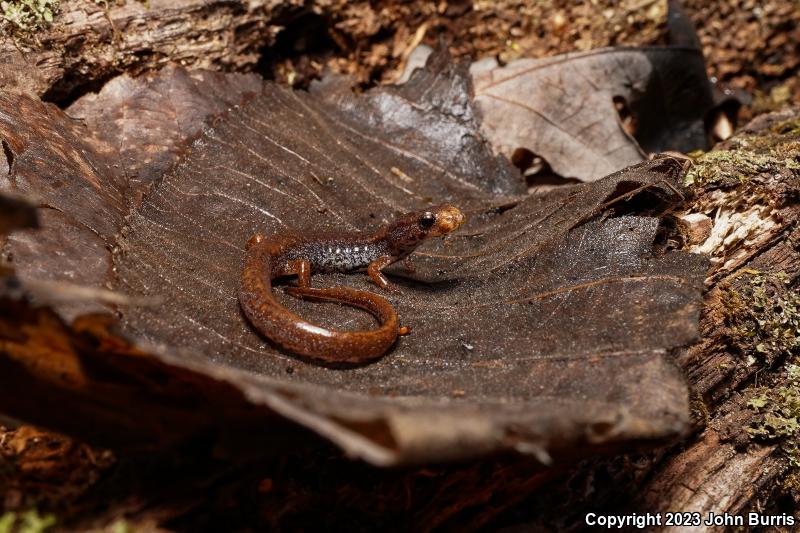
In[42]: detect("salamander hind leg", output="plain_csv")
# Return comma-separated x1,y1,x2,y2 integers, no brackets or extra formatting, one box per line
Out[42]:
286,259,312,287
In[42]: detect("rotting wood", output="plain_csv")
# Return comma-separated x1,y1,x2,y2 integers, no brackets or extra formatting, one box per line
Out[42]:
0,0,281,100
503,108,800,532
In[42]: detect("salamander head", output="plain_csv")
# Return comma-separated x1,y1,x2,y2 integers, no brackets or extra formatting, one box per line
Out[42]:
382,204,465,255
419,204,465,237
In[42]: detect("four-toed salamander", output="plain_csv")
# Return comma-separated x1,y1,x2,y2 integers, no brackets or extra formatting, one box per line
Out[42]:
239,205,464,363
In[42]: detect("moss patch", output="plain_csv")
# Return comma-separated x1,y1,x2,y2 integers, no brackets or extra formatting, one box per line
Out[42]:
771,117,800,137
738,272,800,466
684,120,800,187
0,510,56,533
748,364,800,467
1,0,58,34
685,150,774,186
723,271,800,363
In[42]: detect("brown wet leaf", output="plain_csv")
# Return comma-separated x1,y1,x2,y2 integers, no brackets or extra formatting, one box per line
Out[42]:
472,47,715,181
0,54,707,466
66,66,264,194
0,70,262,320
0,193,37,236
0,94,125,320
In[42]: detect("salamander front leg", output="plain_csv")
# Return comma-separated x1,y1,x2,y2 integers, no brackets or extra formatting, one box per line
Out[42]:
367,255,398,292
287,259,312,288
246,233,266,250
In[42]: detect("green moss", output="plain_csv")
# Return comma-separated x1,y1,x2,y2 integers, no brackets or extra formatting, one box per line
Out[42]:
772,142,800,172
748,392,769,410
748,372,800,464
771,118,800,137
752,84,794,115
1,0,58,33
748,365,800,467
783,468,800,496
684,149,778,186
741,271,800,467
723,271,800,363
110,519,131,533
0,511,56,533
684,119,800,186
0,514,14,533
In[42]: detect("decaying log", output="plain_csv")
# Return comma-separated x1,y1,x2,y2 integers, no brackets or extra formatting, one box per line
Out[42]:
0,0,300,100
505,109,800,531
636,110,800,530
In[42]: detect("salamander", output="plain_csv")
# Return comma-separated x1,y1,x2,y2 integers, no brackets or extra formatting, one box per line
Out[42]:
239,204,465,363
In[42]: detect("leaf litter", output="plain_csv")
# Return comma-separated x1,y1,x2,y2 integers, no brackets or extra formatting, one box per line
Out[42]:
472,47,715,182
470,0,720,182
0,48,708,465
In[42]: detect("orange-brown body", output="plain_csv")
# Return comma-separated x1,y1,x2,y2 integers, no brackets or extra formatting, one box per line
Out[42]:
239,205,464,363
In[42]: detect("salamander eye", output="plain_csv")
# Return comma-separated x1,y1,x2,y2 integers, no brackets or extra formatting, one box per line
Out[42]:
419,212,436,228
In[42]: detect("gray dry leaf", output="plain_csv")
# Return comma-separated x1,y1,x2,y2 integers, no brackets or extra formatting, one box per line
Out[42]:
0,52,707,465
472,47,715,181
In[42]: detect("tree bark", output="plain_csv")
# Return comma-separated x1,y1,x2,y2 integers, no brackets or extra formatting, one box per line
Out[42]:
0,0,290,100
